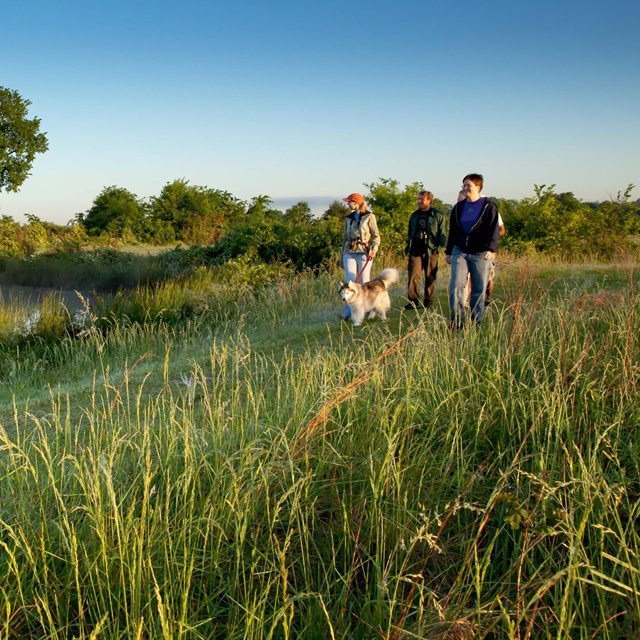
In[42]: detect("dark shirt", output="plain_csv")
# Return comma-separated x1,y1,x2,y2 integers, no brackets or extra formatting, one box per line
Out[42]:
406,207,446,256
460,197,485,233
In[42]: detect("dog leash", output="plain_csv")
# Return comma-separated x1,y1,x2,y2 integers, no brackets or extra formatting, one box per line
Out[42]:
354,255,371,283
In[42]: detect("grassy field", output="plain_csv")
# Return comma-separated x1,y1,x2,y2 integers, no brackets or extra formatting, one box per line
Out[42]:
0,256,638,639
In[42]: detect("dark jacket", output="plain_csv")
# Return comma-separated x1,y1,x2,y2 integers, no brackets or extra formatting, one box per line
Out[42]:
445,198,500,255
405,207,446,256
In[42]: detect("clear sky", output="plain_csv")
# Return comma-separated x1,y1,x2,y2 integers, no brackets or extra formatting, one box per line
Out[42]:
3,0,639,224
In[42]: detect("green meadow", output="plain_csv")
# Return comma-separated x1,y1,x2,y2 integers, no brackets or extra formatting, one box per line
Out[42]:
0,255,638,639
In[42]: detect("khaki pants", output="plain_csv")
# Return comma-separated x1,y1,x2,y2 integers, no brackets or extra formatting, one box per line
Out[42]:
407,253,439,307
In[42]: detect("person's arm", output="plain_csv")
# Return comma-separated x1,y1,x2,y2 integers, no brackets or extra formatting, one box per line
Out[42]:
367,215,380,257
484,205,500,256
405,213,414,255
444,205,457,262
436,209,447,251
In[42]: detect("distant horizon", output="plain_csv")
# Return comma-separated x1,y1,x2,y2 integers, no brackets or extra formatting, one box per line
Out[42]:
270,186,640,219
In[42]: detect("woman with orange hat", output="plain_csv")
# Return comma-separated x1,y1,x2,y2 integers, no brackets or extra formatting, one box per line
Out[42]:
341,193,381,320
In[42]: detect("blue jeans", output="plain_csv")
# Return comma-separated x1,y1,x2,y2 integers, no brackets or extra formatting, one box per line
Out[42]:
343,253,372,319
449,247,492,326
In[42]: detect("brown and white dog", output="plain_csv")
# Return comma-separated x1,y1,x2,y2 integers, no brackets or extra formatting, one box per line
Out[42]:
339,268,400,326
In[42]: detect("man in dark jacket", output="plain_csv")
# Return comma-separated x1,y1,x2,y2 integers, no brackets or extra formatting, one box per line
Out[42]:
445,174,500,327
404,190,446,309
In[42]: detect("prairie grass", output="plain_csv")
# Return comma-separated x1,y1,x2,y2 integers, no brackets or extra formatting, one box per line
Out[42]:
0,258,638,638
0,249,168,291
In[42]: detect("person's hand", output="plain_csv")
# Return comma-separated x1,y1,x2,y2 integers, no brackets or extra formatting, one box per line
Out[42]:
484,251,495,261
444,254,452,265
368,252,376,260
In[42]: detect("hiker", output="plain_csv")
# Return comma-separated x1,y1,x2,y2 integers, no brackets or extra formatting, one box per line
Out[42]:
456,189,506,308
404,190,446,310
341,193,381,320
445,174,500,327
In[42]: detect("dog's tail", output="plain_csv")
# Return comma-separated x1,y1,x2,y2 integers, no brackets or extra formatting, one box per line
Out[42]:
376,268,400,289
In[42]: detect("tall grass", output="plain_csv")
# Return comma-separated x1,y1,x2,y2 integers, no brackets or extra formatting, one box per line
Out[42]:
0,260,638,638
0,249,170,291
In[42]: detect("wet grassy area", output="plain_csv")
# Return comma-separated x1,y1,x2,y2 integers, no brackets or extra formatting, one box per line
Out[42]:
0,285,91,313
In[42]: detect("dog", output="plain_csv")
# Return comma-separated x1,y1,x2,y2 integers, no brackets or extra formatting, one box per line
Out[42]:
339,268,400,326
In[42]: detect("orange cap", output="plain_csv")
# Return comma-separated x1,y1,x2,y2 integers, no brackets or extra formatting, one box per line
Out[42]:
343,193,364,205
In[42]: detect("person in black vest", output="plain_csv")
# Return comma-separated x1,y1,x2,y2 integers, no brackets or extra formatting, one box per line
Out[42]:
404,190,446,310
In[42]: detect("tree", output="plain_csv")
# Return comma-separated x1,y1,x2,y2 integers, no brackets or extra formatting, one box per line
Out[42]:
599,184,638,234
491,185,639,258
0,87,49,192
246,195,283,220
284,201,312,223
148,179,245,243
320,200,349,221
21,214,49,255
82,186,145,237
0,214,21,256
365,178,426,255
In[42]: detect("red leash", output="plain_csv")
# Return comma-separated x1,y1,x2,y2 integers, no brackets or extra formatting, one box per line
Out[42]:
354,255,371,283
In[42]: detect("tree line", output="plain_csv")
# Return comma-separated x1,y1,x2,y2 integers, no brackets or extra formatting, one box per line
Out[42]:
0,178,639,264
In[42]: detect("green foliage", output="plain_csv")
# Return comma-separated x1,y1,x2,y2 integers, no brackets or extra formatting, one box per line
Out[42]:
365,178,424,256
283,201,312,223
147,179,245,244
81,185,145,238
301,217,344,269
3,177,639,270
0,214,22,256
211,252,295,287
497,183,638,259
0,292,76,364
0,86,49,192
99,279,203,326
364,178,448,257
207,209,342,271
0,249,169,292
21,214,49,255
0,260,638,638
595,183,639,237
0,215,90,258
321,199,349,220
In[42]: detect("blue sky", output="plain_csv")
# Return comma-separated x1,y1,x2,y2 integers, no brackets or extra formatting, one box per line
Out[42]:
3,0,639,224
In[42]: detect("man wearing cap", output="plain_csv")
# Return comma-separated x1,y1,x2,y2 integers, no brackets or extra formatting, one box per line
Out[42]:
404,190,446,310
341,193,381,320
